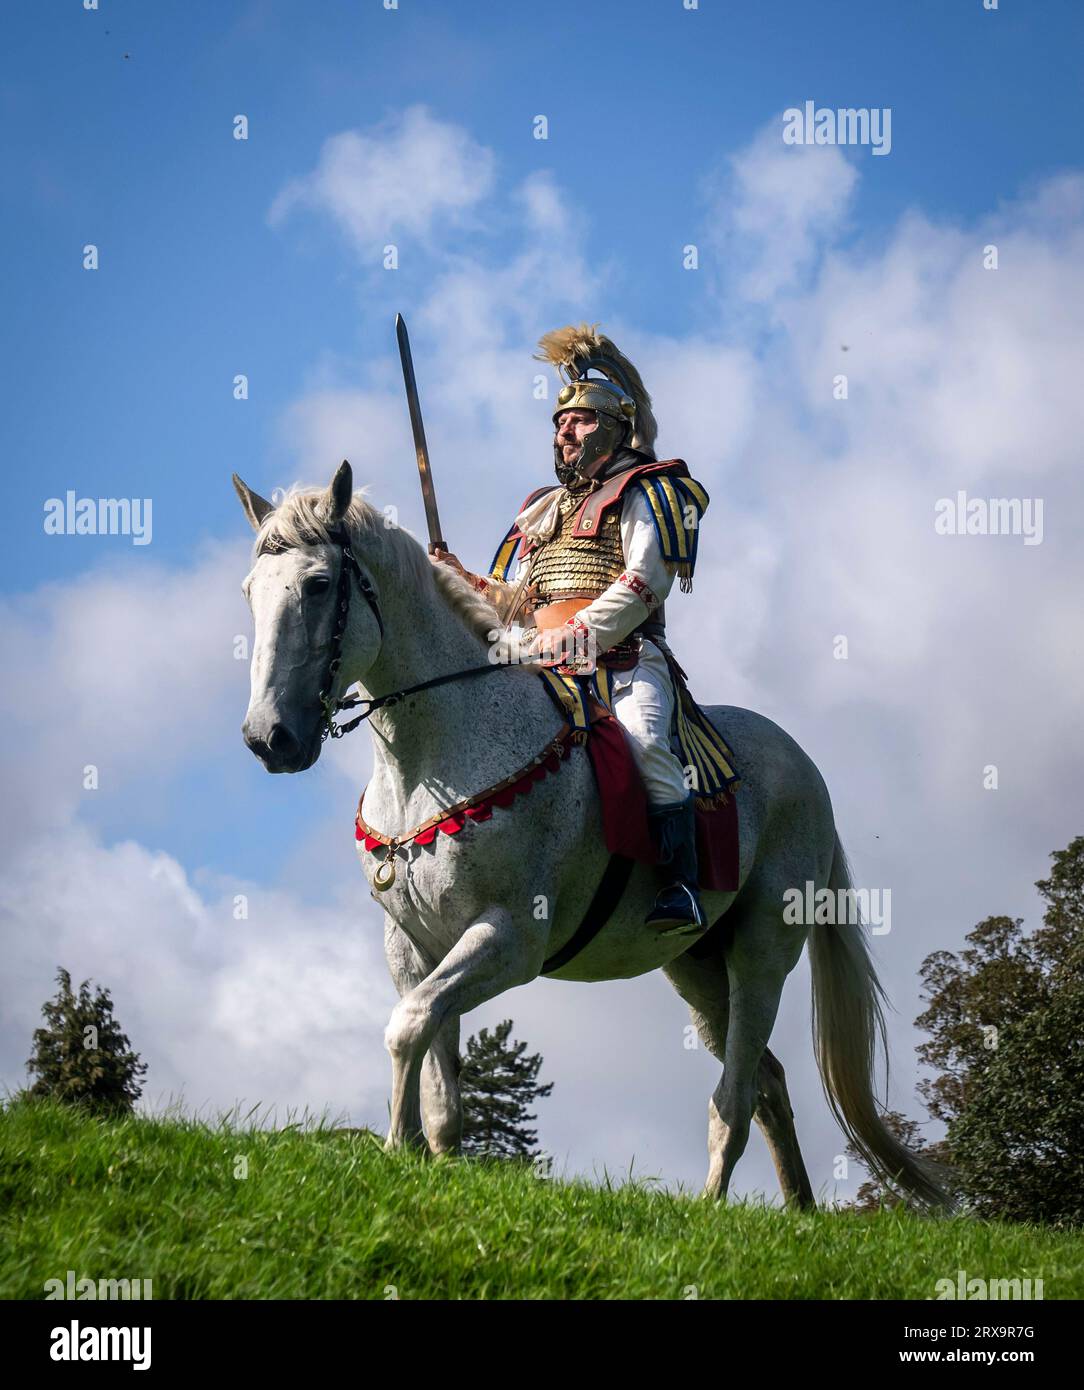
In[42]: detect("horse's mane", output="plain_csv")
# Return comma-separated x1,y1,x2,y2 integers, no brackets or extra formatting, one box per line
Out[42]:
253,485,501,643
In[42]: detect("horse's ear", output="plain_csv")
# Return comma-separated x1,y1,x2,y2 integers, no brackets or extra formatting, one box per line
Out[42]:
319,459,353,526
232,473,274,532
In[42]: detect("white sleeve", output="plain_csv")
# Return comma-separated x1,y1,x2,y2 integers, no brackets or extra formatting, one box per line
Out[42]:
569,486,675,649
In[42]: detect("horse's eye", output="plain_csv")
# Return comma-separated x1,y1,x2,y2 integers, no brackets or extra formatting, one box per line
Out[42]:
303,575,331,596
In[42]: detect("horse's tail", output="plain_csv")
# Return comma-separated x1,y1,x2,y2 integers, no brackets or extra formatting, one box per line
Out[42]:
808,830,956,1213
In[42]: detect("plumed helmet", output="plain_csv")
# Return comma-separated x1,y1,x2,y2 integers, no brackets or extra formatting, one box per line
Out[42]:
535,324,658,480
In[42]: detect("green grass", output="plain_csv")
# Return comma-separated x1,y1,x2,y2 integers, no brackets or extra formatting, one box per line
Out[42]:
2,1098,1080,1300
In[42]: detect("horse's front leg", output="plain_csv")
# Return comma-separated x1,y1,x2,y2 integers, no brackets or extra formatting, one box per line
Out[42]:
382,914,464,1154
384,905,544,1152
420,1013,462,1156
383,919,433,1152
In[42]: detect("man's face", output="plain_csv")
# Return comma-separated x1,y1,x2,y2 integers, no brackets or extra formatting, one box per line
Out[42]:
555,408,599,466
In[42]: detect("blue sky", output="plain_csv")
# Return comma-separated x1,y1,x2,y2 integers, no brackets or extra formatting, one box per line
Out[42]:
2,0,1082,1206
6,1,1082,580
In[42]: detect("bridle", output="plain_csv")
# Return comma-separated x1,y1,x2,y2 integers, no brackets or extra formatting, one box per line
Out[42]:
302,524,506,742
315,524,383,740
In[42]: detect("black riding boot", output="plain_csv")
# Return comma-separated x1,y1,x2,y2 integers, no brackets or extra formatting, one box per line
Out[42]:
645,795,706,936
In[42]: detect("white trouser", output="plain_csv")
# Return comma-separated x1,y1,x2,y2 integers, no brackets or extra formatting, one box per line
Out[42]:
607,639,689,806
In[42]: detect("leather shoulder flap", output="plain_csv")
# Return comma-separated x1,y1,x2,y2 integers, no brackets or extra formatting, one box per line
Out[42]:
572,460,689,537
488,485,559,577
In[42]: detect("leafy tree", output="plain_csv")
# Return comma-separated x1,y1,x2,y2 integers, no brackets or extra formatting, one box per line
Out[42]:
459,1019,552,1161
915,837,1084,1227
26,968,147,1114
915,916,1047,1129
949,971,1084,1226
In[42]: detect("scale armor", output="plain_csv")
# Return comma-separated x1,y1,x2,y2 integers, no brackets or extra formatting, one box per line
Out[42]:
528,485,626,604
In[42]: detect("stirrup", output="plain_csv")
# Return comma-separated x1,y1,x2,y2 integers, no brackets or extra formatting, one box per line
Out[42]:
646,882,706,937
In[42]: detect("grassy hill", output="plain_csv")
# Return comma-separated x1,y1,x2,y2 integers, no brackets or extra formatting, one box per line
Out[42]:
2,1098,1079,1300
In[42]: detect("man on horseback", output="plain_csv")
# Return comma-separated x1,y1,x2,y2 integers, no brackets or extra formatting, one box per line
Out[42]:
233,328,949,1207
434,325,721,936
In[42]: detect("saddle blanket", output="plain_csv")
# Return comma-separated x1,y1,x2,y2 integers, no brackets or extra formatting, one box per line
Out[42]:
539,654,741,893
584,711,739,892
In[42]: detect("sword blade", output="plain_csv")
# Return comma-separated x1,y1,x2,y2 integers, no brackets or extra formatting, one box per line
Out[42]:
395,313,446,553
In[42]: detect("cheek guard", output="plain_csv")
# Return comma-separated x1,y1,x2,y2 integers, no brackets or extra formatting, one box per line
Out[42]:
553,411,626,484
552,377,636,484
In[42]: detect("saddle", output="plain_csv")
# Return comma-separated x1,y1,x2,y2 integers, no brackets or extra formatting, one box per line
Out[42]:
530,689,740,974
537,665,740,894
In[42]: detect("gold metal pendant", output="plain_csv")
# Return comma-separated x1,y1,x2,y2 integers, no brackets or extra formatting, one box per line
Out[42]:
373,852,397,891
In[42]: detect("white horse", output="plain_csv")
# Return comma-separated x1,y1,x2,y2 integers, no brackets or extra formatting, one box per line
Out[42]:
235,461,950,1210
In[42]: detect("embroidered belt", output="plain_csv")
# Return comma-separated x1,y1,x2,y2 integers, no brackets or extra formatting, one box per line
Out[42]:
596,635,642,670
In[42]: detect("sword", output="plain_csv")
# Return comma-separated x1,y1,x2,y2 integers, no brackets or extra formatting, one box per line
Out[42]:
395,313,446,555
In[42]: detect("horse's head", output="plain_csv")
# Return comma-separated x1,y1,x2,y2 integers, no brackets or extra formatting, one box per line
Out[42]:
234,461,384,773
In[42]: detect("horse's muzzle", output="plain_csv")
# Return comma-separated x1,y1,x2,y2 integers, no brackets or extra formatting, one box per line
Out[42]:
242,718,317,773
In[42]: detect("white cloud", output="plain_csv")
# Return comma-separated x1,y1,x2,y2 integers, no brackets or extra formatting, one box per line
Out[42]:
0,824,391,1122
707,120,859,303
0,544,393,1125
0,542,253,846
274,167,601,546
277,387,410,498
268,106,496,253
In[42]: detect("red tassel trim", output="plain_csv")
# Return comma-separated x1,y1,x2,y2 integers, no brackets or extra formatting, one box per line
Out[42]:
356,733,575,853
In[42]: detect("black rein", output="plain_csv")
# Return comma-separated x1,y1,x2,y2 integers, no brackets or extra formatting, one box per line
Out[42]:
317,524,504,741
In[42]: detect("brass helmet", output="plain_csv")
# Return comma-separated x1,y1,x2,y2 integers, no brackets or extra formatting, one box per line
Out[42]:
535,324,658,484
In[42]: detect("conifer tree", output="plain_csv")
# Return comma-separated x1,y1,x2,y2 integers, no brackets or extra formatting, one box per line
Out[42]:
459,1019,553,1160
26,968,147,1114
